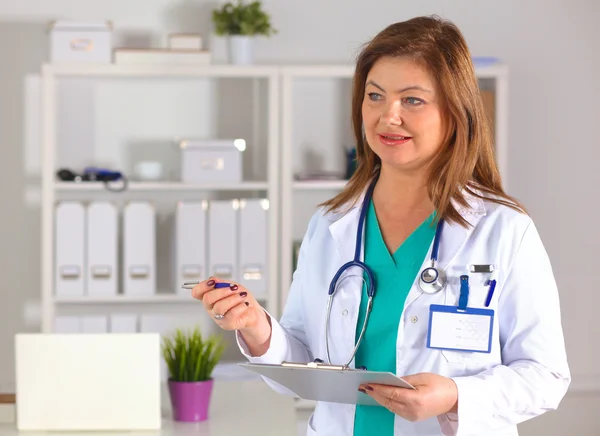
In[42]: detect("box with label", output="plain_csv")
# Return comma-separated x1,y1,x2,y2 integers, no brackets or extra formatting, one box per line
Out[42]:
49,21,112,63
179,139,245,183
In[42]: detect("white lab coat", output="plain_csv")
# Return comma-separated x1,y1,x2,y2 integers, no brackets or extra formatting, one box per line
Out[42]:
237,187,570,436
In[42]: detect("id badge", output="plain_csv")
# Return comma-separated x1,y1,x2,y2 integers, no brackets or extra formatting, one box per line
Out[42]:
427,304,494,353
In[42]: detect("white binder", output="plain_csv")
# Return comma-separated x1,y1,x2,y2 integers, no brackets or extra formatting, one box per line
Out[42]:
123,202,156,296
110,314,137,333
86,202,118,297
81,316,108,333
208,199,238,281
239,199,268,296
54,316,80,333
55,202,85,297
174,201,207,294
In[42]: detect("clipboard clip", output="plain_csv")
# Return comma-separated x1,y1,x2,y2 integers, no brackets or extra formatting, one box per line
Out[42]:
281,358,364,371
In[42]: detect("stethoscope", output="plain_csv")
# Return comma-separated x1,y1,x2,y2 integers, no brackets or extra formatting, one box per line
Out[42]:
325,176,446,366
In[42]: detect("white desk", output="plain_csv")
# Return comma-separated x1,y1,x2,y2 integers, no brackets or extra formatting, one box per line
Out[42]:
0,380,298,436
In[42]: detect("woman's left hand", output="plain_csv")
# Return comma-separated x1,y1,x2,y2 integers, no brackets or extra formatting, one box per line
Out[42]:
359,373,458,422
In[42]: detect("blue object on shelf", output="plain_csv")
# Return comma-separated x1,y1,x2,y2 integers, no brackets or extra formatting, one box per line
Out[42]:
346,147,357,179
472,56,500,67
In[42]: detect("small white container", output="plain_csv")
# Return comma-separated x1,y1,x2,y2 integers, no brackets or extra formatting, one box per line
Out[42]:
49,21,112,64
179,139,245,184
134,161,163,181
228,35,254,65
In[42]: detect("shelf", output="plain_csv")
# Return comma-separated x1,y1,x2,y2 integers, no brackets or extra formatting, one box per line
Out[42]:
42,62,506,80
293,180,348,190
280,62,507,79
54,181,269,192
53,293,269,304
42,63,279,78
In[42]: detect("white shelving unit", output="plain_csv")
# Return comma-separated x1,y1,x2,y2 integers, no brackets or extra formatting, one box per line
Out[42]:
38,60,509,368
40,64,280,338
279,62,509,309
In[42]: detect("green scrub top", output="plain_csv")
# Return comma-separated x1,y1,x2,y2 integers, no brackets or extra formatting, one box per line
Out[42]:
353,199,436,436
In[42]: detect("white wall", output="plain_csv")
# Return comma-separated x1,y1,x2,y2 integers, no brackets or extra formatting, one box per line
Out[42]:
0,0,598,433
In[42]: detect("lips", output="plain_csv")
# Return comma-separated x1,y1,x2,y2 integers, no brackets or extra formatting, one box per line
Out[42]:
378,134,412,146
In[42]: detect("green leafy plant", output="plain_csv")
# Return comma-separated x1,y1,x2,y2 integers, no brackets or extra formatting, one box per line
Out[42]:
212,0,277,36
161,327,226,382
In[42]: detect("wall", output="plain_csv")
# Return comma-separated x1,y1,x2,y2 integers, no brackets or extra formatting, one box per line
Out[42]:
0,0,598,433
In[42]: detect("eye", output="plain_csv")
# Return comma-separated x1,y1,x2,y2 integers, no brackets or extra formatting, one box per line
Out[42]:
403,97,424,106
367,92,383,101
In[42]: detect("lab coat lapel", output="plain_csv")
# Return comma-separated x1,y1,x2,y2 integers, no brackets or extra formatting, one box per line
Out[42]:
328,203,363,265
326,195,366,368
405,190,487,307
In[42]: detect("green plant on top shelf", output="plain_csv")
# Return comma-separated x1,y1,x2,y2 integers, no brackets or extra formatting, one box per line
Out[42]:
212,0,277,37
161,326,226,382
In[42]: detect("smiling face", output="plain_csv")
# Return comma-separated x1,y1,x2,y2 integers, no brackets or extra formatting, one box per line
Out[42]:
361,56,446,175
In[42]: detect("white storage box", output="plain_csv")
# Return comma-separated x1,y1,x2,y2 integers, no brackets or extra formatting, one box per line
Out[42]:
179,139,245,183
168,33,203,50
49,21,112,64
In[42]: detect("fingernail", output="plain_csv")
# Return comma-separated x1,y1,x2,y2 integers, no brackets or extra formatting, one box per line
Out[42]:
230,285,238,291
207,280,215,286
358,388,366,394
239,292,247,297
365,385,373,391
245,302,250,306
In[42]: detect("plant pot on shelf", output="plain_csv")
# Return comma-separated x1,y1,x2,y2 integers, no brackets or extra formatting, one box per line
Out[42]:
228,35,255,65
168,378,214,422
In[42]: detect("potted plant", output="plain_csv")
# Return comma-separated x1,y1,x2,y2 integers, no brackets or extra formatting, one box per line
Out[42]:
162,327,226,422
212,0,277,65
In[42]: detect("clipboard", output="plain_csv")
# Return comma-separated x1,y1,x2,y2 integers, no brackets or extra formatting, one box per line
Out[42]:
239,361,415,406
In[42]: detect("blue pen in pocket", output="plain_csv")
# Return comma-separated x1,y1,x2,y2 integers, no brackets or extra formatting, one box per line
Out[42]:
485,270,498,307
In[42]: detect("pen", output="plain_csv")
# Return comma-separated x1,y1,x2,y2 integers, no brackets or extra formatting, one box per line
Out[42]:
181,281,232,290
485,270,498,307
458,275,469,310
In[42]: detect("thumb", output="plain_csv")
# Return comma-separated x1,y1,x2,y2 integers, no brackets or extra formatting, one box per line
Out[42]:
401,372,430,386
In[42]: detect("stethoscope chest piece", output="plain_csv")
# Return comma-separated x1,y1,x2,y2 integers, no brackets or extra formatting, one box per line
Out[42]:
419,266,447,294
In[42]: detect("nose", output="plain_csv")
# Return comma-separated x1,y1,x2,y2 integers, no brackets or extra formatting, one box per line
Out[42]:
380,99,402,126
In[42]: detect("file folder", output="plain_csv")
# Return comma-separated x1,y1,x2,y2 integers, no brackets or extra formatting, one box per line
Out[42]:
123,202,156,296
110,314,137,333
239,199,268,296
53,316,80,333
86,202,118,297
55,202,85,297
81,316,108,333
208,200,238,281
239,361,414,406
174,201,207,294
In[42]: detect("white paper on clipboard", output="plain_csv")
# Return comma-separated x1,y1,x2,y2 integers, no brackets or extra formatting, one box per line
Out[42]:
238,362,415,406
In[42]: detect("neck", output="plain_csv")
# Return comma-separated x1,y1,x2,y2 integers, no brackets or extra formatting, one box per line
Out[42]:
372,165,434,216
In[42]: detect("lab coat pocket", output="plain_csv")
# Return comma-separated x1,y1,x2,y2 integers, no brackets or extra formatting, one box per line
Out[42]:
306,412,317,435
441,348,475,364
438,279,493,365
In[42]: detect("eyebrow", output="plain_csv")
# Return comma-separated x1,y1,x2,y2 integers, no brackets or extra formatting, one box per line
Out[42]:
366,80,432,94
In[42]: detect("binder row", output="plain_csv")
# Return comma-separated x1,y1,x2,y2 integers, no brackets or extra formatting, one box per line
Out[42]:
54,199,269,298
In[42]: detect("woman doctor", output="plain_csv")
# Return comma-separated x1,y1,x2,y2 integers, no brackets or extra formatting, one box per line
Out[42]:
191,15,570,436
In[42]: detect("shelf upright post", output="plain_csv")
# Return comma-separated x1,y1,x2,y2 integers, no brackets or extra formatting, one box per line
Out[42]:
40,65,57,333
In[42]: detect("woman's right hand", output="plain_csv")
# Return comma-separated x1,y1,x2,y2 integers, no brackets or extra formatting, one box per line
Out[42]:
190,277,272,356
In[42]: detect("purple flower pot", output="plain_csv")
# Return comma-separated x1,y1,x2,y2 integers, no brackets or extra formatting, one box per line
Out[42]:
168,379,214,422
